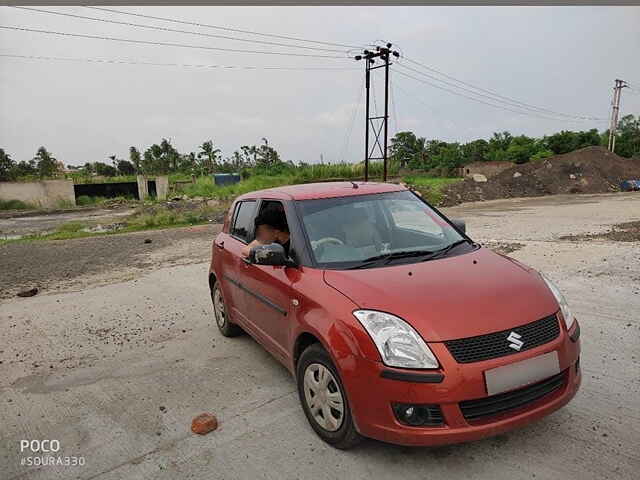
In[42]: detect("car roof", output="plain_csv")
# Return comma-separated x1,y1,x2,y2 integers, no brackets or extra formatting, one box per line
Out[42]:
236,181,407,201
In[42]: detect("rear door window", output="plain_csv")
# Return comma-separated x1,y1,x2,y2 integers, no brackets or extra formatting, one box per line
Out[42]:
231,200,257,243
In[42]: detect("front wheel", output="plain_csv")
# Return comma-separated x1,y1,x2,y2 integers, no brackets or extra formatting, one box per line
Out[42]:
212,282,242,337
296,343,362,449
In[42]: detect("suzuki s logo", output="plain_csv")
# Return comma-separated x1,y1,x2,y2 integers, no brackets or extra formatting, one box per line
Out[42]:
507,331,524,351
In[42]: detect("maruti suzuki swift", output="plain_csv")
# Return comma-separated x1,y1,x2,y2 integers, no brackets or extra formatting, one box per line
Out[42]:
208,182,581,449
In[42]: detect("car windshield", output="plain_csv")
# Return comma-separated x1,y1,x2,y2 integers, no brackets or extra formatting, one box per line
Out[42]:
298,190,471,269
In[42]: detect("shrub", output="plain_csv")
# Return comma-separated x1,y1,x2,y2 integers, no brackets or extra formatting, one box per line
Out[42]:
0,199,32,210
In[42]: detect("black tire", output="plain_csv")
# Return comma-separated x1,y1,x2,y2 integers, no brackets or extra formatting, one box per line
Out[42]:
296,343,362,449
211,282,242,337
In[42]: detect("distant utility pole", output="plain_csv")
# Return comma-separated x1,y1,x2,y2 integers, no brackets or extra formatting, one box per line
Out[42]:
608,79,628,153
355,43,399,182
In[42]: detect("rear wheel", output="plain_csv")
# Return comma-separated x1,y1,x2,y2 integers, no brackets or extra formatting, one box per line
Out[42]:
212,282,242,337
296,343,361,449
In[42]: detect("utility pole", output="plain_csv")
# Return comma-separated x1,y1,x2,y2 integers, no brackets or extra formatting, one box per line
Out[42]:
608,79,628,153
355,43,399,182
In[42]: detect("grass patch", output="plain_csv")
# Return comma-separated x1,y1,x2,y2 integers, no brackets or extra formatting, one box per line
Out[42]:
76,195,135,206
0,199,34,210
56,221,87,233
182,175,295,201
0,204,226,246
76,195,107,206
181,162,403,202
54,198,76,209
402,176,462,205
71,175,138,184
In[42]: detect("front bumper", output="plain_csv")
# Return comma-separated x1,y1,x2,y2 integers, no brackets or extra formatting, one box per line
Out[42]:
341,320,581,446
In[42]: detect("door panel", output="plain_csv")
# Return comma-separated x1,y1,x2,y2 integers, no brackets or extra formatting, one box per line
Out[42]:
218,234,251,325
218,199,257,326
240,263,293,362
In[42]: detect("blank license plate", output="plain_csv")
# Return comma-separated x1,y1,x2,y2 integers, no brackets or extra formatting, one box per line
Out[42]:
484,351,560,396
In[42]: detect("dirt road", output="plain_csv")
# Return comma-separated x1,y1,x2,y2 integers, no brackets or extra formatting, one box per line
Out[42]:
1,192,639,479
0,224,221,299
0,206,135,239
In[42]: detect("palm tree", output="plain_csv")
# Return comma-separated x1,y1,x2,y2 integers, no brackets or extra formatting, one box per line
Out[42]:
198,140,221,175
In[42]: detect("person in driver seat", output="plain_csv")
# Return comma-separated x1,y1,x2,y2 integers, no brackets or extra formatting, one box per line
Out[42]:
241,206,290,258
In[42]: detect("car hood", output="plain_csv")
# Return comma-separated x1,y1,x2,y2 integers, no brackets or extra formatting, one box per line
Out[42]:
323,247,558,342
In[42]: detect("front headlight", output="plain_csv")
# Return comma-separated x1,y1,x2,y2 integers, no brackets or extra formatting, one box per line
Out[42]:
540,273,575,330
353,310,439,369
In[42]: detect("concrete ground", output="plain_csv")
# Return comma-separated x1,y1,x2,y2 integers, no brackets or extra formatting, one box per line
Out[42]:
1,192,639,480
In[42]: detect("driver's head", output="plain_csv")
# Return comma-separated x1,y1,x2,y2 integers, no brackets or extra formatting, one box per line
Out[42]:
254,206,289,244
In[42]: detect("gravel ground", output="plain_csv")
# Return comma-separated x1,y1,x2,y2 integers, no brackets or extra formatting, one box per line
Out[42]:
1,192,639,480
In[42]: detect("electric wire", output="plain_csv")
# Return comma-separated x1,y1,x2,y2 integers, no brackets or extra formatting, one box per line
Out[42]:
85,6,362,50
389,69,400,135
339,79,364,162
0,25,348,59
393,79,438,114
400,55,604,121
394,68,605,123
0,53,358,71
9,6,347,54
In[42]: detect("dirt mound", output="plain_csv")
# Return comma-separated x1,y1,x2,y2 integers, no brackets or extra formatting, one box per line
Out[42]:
441,146,640,206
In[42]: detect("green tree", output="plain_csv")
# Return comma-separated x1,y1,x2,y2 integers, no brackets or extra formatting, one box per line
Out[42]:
543,129,600,155
0,148,16,181
431,143,464,174
12,160,38,178
389,131,427,169
142,138,180,174
422,140,449,170
614,114,640,158
116,159,136,175
504,135,538,164
486,132,513,162
255,138,281,169
129,146,141,173
95,162,118,177
34,146,59,178
461,139,489,164
197,140,221,175
81,162,95,176
179,152,198,174
161,138,180,172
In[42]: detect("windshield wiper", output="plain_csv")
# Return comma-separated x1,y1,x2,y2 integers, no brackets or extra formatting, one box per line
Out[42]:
420,239,470,262
347,250,435,269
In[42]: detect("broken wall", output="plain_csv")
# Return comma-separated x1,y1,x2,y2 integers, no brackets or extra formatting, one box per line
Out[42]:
0,180,76,208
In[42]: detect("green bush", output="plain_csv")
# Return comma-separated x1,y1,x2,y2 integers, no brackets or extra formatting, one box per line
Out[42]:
402,176,462,205
530,150,554,162
0,199,32,210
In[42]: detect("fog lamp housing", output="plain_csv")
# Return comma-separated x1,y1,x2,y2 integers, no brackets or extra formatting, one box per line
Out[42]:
392,403,444,427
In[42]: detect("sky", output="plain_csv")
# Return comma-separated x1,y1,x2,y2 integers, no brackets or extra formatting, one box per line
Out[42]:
1,5,639,166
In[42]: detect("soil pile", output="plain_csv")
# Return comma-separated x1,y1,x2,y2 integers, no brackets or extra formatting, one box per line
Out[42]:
441,146,640,206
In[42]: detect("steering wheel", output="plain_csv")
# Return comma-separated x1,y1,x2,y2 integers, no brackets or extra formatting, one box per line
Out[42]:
312,237,345,259
312,237,345,249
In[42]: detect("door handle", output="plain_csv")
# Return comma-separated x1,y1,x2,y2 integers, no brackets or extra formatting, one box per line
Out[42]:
215,241,225,250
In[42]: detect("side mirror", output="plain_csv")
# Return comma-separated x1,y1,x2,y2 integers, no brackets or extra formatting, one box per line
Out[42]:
249,243,295,267
451,219,466,234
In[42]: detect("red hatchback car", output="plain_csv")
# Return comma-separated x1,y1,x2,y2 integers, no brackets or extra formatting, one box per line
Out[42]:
208,182,581,448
